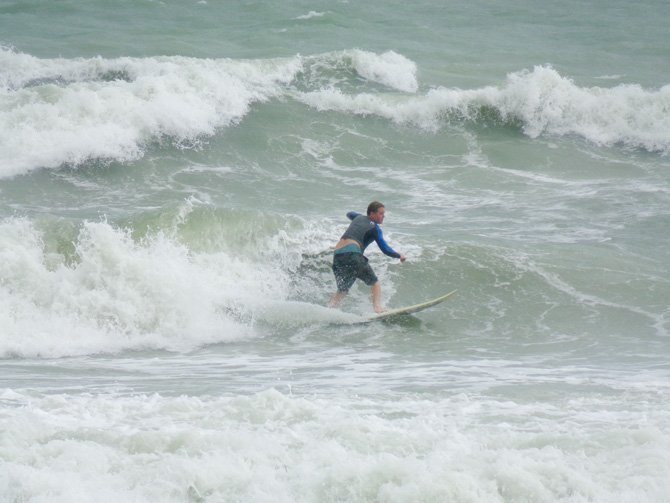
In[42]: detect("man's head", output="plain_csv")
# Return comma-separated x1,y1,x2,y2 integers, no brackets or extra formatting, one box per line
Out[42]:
367,201,386,224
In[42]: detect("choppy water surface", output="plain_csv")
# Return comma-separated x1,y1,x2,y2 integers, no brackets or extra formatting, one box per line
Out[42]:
1,0,669,501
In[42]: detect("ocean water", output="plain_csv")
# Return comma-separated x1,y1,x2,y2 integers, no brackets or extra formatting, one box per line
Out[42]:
1,0,670,501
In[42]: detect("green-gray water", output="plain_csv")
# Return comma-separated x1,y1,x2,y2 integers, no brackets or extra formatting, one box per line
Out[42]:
1,1,669,501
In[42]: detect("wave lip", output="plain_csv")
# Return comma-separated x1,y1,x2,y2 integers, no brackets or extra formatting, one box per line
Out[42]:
495,66,670,153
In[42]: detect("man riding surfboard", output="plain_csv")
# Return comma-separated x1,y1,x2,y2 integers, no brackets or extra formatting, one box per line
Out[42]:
328,202,406,313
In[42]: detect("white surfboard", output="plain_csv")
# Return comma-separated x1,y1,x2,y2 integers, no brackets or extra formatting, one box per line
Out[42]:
360,290,457,323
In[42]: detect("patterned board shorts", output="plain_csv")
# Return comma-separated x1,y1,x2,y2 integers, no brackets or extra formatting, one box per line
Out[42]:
332,252,378,292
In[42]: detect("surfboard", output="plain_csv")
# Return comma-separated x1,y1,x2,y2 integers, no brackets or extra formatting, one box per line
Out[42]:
360,289,457,323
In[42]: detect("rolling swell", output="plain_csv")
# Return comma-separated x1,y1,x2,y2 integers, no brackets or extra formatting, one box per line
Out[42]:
296,65,670,153
392,239,669,356
2,47,669,180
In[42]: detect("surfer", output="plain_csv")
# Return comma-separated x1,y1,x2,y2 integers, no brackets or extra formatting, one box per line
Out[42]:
328,201,406,313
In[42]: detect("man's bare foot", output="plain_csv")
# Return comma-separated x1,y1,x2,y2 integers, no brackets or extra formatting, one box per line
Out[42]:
374,306,387,314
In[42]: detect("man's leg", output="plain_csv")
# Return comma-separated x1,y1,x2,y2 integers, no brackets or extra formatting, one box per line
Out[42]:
328,291,347,308
371,282,385,313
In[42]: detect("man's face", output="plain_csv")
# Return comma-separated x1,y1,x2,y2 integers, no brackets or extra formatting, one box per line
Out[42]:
370,207,385,224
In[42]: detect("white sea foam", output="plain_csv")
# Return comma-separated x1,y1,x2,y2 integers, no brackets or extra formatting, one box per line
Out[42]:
295,10,327,20
495,66,670,152
296,65,670,153
0,47,421,178
0,48,302,177
0,202,342,358
345,50,419,93
0,217,243,357
2,389,669,503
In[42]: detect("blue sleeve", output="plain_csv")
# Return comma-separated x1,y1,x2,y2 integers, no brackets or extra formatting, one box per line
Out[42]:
375,225,401,259
346,211,360,221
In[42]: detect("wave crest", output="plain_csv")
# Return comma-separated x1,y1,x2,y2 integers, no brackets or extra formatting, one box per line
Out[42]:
2,46,668,180
297,65,670,153
0,48,303,177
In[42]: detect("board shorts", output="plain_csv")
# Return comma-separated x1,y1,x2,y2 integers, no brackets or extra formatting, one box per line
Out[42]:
332,252,378,292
